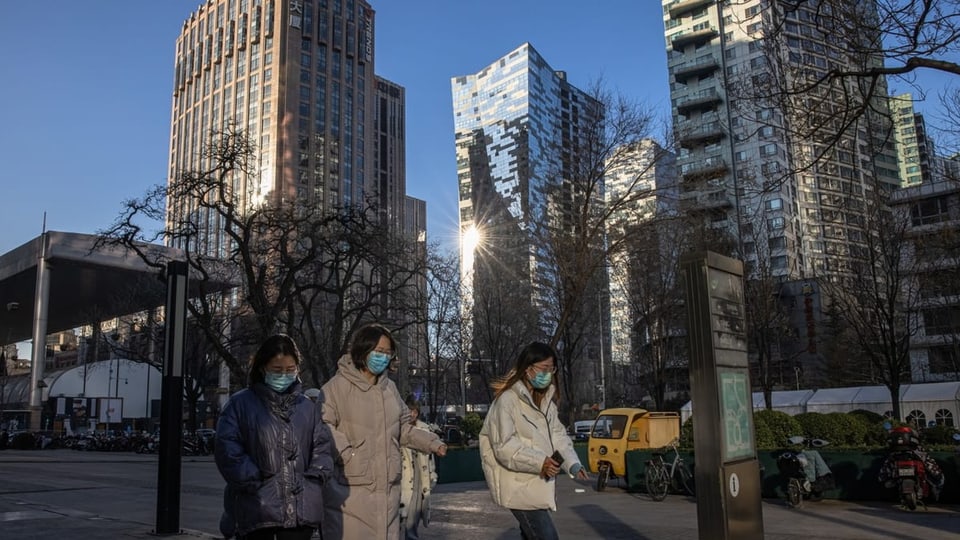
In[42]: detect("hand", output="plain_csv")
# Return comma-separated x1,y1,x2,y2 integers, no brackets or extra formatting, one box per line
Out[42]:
540,456,561,479
434,444,447,457
575,468,589,481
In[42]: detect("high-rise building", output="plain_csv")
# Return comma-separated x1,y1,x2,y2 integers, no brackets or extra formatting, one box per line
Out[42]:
451,42,603,361
605,140,678,368
890,179,960,382
168,0,413,252
451,43,609,403
662,0,899,281
892,93,937,187
167,1,426,378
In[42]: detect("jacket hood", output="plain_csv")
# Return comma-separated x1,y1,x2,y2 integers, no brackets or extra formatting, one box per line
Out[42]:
336,353,384,391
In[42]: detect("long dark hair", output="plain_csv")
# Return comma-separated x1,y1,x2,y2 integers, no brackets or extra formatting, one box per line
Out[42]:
248,334,302,387
492,342,559,404
348,323,396,371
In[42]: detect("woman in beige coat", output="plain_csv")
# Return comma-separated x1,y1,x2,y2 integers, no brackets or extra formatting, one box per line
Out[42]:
320,323,447,540
479,341,588,539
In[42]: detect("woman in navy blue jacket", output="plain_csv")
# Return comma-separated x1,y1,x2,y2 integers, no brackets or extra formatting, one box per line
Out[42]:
215,334,334,540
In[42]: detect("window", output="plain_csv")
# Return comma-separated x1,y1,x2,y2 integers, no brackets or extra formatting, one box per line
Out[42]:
905,410,926,428
768,236,786,251
911,197,949,226
923,307,960,336
929,346,959,374
760,143,778,157
768,217,785,229
765,198,783,211
934,409,954,427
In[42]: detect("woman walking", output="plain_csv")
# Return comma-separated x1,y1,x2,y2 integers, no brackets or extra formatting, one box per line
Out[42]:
479,342,588,539
215,334,333,540
320,323,447,540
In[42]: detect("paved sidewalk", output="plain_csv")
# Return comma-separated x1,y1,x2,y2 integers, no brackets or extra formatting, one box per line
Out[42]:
1,449,959,539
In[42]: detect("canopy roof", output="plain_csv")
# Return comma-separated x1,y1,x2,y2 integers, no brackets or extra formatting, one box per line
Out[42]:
0,231,233,345
681,382,960,421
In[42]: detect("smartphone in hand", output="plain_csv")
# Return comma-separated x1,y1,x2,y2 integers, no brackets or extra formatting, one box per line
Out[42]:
551,450,564,465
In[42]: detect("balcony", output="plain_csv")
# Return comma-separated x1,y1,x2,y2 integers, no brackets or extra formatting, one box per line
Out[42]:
671,27,719,52
668,0,714,19
673,56,720,84
680,156,729,182
676,88,723,115
678,122,726,149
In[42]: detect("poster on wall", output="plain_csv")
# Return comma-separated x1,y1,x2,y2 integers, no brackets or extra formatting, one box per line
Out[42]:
99,398,123,425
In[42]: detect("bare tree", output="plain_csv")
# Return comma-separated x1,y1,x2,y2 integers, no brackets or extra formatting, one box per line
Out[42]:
99,126,424,390
739,206,800,409
415,245,469,418
818,189,924,419
613,216,694,411
729,0,959,180
531,83,672,419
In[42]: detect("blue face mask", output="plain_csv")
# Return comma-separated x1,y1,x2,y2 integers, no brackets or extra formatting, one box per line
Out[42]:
530,371,552,390
264,372,297,393
367,351,392,375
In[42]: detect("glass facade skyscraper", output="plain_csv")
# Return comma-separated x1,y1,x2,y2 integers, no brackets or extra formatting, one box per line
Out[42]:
452,43,601,347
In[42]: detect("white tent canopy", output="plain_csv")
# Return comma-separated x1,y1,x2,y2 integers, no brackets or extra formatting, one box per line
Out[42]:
2,359,161,419
680,382,960,425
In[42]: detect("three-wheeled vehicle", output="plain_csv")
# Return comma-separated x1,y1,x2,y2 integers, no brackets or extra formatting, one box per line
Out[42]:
587,407,680,491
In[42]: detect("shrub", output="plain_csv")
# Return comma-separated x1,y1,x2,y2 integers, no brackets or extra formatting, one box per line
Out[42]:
753,414,776,449
793,412,866,446
460,412,484,441
754,409,803,449
848,409,884,425
679,416,694,449
920,424,959,446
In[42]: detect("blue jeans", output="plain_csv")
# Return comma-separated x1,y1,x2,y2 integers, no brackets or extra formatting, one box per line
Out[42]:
510,509,559,540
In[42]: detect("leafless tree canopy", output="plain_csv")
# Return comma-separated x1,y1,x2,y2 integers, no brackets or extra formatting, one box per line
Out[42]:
98,126,427,389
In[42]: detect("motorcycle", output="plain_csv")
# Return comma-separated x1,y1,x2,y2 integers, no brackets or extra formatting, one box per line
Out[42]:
878,424,944,511
776,435,834,508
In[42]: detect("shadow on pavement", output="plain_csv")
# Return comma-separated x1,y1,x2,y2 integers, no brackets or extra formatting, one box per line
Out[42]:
764,497,960,540
568,503,653,540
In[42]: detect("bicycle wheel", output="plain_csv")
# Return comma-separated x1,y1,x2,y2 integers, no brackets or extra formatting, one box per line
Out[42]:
675,462,695,496
786,478,803,508
645,462,669,501
596,463,610,492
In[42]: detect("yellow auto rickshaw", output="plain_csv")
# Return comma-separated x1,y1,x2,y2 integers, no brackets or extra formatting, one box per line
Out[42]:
587,407,680,491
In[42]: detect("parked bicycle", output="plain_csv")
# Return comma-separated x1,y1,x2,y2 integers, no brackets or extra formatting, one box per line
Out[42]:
644,438,694,501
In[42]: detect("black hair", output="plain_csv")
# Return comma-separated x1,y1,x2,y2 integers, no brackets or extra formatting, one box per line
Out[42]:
348,323,396,371
492,342,559,403
405,395,421,413
247,334,302,387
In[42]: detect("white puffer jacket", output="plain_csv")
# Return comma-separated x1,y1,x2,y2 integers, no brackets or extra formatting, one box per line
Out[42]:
479,381,581,511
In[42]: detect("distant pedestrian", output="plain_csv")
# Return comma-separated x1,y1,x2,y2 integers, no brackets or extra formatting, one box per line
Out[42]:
215,334,334,540
320,323,447,540
479,342,588,540
400,396,438,540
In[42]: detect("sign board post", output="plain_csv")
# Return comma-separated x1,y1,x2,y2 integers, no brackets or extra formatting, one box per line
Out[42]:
681,251,763,540
155,261,188,535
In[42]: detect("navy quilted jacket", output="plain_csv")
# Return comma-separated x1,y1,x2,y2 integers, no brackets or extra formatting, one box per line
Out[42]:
215,382,333,536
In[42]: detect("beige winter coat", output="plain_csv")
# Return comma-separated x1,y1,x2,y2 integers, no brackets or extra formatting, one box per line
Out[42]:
479,381,581,511
320,354,443,540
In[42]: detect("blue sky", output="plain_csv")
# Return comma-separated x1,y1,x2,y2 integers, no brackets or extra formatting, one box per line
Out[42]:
0,0,670,255
2,2,952,257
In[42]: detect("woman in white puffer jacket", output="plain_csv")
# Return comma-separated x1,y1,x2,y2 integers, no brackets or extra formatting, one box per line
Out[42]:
479,342,588,540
